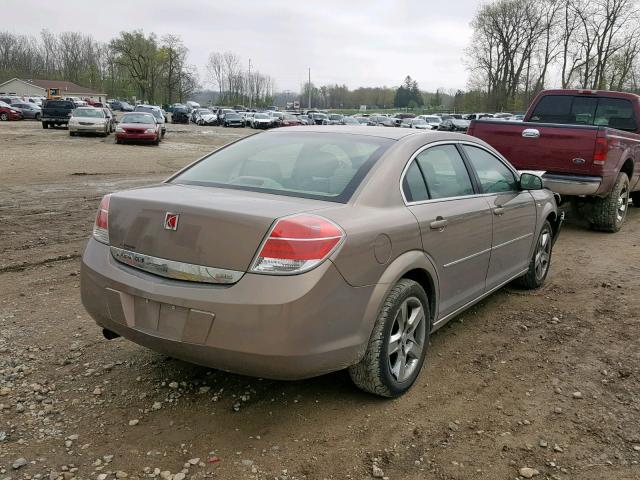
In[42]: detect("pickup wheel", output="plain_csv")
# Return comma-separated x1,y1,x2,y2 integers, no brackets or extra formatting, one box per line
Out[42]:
42,122,49,129
515,220,553,289
349,279,429,398
631,191,640,208
587,173,630,232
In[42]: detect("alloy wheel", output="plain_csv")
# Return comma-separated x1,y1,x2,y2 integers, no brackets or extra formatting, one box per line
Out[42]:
617,184,629,224
388,296,426,383
534,228,551,281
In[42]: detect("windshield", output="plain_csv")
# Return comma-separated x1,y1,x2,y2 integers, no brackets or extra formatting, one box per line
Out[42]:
412,119,427,124
329,114,342,120
121,113,155,124
254,114,269,119
73,109,104,118
226,113,240,119
171,132,393,202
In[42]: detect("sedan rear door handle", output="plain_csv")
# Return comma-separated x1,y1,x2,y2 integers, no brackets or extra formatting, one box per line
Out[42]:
493,206,505,216
429,217,448,230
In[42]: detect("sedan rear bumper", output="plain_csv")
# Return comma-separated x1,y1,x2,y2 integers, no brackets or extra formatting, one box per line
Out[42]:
70,124,106,133
542,173,602,196
80,239,374,380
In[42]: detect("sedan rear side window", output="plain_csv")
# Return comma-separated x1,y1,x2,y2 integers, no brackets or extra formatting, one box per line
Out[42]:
402,161,429,202
172,132,393,203
415,145,474,199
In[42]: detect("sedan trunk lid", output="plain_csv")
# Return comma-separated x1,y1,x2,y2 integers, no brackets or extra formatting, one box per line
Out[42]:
107,184,333,273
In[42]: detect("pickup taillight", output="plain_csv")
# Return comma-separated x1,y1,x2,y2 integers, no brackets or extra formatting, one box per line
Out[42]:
593,133,610,166
466,121,475,136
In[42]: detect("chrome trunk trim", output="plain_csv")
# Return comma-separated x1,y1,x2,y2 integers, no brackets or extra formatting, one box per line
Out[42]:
110,246,244,285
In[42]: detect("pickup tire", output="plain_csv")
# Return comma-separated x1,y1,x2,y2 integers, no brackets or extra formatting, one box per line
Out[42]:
349,279,429,397
586,173,630,232
515,220,553,289
42,122,49,129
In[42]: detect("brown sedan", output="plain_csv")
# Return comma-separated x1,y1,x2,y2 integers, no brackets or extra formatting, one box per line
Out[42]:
81,126,563,397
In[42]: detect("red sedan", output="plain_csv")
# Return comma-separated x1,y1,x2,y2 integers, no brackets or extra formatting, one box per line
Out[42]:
280,114,303,127
0,101,23,121
115,112,161,145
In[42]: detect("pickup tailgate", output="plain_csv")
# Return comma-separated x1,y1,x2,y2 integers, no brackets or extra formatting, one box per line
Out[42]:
469,120,599,174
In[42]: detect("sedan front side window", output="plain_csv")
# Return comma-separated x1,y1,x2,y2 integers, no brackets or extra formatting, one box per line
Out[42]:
462,145,518,193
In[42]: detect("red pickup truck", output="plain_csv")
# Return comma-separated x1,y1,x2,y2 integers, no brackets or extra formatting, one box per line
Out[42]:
468,89,640,232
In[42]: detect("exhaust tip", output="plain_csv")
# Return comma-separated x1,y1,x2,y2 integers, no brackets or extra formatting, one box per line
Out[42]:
102,328,120,340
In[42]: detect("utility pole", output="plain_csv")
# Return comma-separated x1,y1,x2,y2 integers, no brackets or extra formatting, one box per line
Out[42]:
308,67,311,110
248,58,252,109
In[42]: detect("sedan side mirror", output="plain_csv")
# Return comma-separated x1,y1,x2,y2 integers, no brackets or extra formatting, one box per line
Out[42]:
520,172,544,190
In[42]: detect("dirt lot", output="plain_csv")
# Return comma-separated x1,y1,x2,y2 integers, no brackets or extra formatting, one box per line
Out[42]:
1,119,639,480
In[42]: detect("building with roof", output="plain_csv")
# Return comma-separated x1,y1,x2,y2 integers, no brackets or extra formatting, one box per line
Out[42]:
0,78,107,102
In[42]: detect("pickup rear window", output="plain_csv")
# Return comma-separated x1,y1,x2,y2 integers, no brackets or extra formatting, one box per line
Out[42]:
44,100,74,109
529,95,637,132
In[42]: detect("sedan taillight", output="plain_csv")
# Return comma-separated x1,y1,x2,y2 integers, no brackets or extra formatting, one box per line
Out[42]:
93,195,111,244
250,214,344,274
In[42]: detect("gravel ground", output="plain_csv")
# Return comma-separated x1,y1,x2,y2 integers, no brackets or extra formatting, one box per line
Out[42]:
1,119,639,480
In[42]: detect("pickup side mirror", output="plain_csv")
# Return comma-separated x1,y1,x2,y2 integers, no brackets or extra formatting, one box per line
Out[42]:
520,172,544,190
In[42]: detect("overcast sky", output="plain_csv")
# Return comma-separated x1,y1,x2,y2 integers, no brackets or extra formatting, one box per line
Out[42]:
6,0,480,92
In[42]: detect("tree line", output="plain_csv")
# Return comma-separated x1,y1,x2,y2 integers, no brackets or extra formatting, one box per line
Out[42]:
206,52,275,107
466,0,640,112
0,29,197,104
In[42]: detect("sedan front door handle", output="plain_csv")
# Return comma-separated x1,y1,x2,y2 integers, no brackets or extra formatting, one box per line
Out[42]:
430,217,448,230
493,206,505,216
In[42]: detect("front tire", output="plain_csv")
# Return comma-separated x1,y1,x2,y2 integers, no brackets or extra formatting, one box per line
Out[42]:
515,220,553,289
349,279,429,397
42,122,49,129
0,112,8,121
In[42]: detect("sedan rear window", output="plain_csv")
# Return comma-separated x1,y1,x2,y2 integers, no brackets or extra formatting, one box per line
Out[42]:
172,132,393,202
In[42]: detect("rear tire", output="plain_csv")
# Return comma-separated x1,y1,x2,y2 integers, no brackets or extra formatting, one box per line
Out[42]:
42,122,49,129
349,279,430,397
514,220,553,289
35,113,41,121
585,173,630,232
